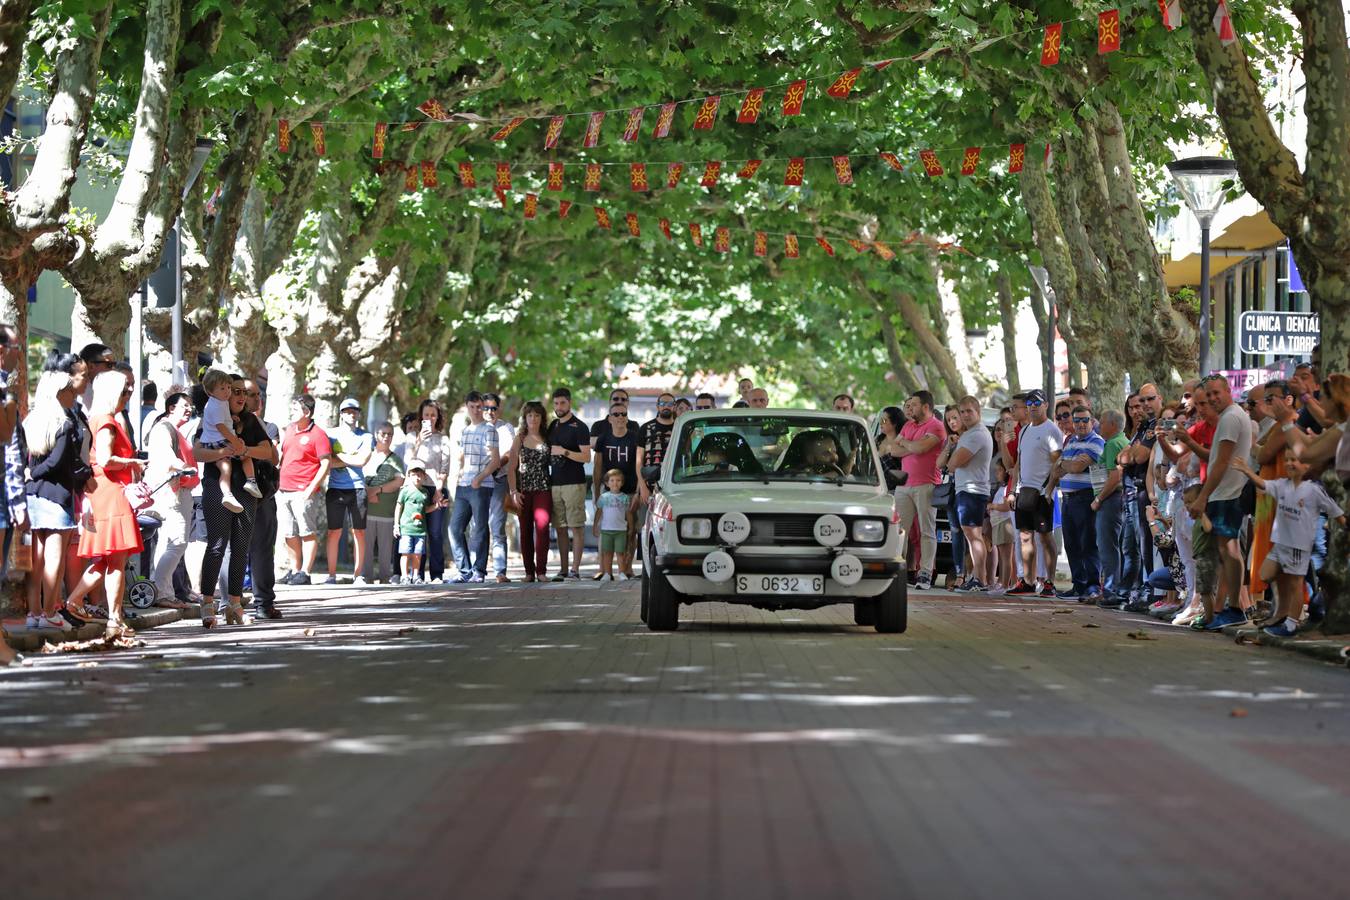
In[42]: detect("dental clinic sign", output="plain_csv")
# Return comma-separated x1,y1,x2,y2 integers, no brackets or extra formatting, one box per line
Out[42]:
1237,310,1320,356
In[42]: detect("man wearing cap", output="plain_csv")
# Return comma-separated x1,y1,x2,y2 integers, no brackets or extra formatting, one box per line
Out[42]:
324,397,374,585
1009,388,1063,597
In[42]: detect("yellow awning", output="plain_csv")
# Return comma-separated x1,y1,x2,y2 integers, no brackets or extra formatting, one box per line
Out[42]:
1163,209,1286,288
1163,254,1244,289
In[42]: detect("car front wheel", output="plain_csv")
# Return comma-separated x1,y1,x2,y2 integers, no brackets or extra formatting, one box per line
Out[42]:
646,556,680,631
874,576,908,634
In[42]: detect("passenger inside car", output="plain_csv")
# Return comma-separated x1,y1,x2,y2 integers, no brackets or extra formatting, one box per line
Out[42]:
691,431,762,473
778,429,848,475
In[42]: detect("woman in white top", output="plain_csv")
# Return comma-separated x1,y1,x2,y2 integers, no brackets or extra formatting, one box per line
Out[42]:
411,398,452,581
145,392,201,608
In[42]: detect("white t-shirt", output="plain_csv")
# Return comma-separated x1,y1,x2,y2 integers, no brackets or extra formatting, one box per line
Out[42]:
201,396,233,444
1016,419,1062,491
953,426,994,496
1264,478,1343,549
1210,403,1253,502
487,420,516,487
989,485,1013,524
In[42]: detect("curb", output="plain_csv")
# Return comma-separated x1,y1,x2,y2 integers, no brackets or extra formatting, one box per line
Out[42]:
1222,622,1350,668
1,608,183,652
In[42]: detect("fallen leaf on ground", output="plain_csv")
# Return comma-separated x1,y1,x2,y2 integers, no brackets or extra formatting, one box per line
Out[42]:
151,661,181,670
76,661,99,668
1230,707,1248,718
1082,623,1100,629
397,627,418,636
1051,609,1073,615
1126,631,1156,641
303,628,317,637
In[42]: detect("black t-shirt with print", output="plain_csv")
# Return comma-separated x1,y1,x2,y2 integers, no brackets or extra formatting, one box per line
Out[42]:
639,418,674,472
546,415,590,485
1122,420,1156,487
594,428,640,493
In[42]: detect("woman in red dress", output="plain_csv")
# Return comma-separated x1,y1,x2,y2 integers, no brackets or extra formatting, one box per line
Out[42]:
65,370,144,638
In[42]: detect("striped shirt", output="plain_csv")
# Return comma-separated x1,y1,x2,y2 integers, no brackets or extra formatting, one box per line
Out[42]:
457,421,500,487
1059,431,1105,491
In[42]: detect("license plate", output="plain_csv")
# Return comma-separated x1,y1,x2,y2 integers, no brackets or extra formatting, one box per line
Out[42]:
736,575,824,595
937,529,952,543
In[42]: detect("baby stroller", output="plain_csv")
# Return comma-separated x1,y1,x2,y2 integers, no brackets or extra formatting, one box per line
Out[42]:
126,468,196,610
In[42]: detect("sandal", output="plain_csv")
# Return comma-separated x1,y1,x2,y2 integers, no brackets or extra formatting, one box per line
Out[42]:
63,604,96,624
224,602,248,626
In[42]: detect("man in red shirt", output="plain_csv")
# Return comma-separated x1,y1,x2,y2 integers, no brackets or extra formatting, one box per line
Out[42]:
277,395,332,585
889,390,947,590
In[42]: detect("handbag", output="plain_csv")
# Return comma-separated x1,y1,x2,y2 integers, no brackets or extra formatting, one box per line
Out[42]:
123,480,154,513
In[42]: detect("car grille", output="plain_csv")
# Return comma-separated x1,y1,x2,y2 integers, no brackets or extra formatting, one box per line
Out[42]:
675,514,884,547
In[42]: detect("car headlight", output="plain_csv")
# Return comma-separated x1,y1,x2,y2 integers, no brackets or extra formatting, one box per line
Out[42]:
679,517,713,540
852,519,885,542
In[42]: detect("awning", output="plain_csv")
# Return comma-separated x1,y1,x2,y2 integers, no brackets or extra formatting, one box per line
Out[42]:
1163,208,1286,288
1163,254,1244,289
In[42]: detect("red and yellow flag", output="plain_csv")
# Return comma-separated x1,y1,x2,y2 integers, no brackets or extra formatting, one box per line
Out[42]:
826,67,863,99
418,98,450,121
583,163,602,191
583,111,605,148
659,217,673,240
693,95,720,130
737,88,765,124
699,161,721,187
847,239,870,253
544,116,565,150
404,165,418,192
310,123,325,157
666,162,684,188
753,231,767,257
714,227,730,253
737,159,762,179
873,242,896,260
547,162,564,191
458,162,476,188
919,149,944,176
785,234,799,258
278,119,290,153
594,206,611,230
372,122,387,159
782,80,807,116
630,163,649,191
1008,143,1026,173
878,152,904,172
1098,9,1121,54
783,157,805,186
815,237,836,256
559,200,573,218
420,160,437,188
1040,23,1063,66
653,102,677,138
622,106,645,142
491,117,526,141
689,223,703,247
625,212,640,237
493,187,508,207
833,156,853,185
523,193,538,219
959,146,982,176
495,162,511,190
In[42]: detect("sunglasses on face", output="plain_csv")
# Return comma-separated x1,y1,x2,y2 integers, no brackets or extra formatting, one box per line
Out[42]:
482,405,497,411
610,397,627,404
657,400,673,407
1026,400,1044,407
610,411,627,418
1056,412,1071,420
1072,417,1092,424
696,405,712,410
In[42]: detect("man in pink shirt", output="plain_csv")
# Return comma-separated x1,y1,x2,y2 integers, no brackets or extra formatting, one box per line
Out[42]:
889,390,947,590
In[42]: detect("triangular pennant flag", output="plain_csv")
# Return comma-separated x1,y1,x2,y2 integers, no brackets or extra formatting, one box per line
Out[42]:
826,67,863,98
583,111,605,148
959,146,982,176
737,159,762,179
420,160,437,188
1158,0,1181,30
919,149,943,176
1040,23,1063,66
544,116,565,150
847,239,870,253
277,119,290,153
1097,9,1121,54
872,242,895,260
666,162,684,188
417,99,450,121
659,217,672,240
693,95,721,130
1008,143,1026,173
689,223,703,247
871,59,895,71
547,162,564,191
785,234,799,258
910,44,946,61
371,122,387,159
559,200,573,218
782,79,807,116
594,206,611,230
583,163,602,191
1213,0,1236,45
630,162,649,191
700,161,722,187
494,162,511,191
832,155,853,185
714,227,730,253
625,212,640,237
491,117,526,141
653,102,676,138
815,236,836,256
622,106,645,142
310,123,325,156
523,193,538,219
400,121,422,133
878,152,904,172
457,162,476,188
783,157,805,186
737,88,765,123
753,231,768,257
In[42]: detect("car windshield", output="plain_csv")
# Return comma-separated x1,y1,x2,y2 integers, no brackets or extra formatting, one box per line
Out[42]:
670,416,878,485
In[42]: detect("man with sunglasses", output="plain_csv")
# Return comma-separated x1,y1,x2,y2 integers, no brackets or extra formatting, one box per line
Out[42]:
481,393,515,583
1117,382,1164,605
1047,405,1105,601
590,389,629,449
592,400,639,579
637,392,677,509
547,387,590,580
1009,389,1062,597
694,393,715,411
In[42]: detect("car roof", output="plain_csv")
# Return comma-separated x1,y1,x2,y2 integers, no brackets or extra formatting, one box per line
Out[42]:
674,408,869,425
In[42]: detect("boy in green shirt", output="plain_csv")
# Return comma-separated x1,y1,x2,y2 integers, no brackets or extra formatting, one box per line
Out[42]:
394,463,433,585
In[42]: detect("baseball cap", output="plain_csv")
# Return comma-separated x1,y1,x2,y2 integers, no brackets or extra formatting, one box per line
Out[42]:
1025,389,1047,405
406,458,426,472
339,397,360,411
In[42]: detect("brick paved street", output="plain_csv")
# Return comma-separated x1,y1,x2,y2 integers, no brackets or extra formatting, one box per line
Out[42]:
3,580,1348,899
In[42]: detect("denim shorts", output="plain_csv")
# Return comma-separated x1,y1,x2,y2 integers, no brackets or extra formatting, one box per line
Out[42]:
398,534,427,555
955,491,990,528
27,495,77,531
1205,496,1246,539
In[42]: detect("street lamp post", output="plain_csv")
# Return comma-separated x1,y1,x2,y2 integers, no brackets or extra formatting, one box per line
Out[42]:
1166,156,1239,376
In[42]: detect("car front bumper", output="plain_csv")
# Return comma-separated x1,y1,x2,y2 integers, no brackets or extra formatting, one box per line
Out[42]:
656,552,901,601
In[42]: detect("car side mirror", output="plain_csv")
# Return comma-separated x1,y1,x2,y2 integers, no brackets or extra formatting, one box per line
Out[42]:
641,465,661,487
884,468,907,489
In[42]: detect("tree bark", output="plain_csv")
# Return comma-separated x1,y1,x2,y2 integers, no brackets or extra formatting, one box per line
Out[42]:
995,269,1021,394
0,0,33,113
932,256,977,398
894,291,966,402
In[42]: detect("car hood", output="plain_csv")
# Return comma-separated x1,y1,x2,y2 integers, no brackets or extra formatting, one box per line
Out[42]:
661,481,892,516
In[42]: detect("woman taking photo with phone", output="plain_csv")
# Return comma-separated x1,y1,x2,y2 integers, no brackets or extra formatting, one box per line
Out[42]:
410,398,452,582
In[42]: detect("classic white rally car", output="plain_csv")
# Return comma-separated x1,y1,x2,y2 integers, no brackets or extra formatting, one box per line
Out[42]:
639,409,908,633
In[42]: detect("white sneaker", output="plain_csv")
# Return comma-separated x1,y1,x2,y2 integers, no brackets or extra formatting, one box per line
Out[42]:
25,614,41,630
242,480,264,499
43,614,73,633
352,576,367,586
598,573,613,582
617,573,630,581
222,493,244,513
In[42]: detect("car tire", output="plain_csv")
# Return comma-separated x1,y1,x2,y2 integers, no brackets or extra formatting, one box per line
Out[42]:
646,558,680,631
852,600,876,626
874,576,908,634
639,560,651,624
